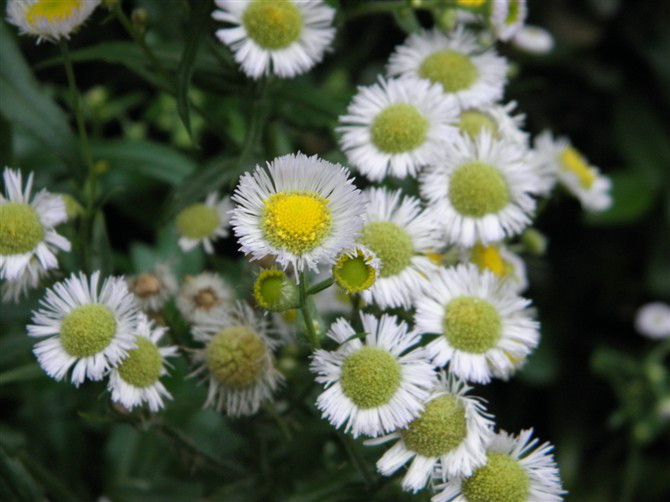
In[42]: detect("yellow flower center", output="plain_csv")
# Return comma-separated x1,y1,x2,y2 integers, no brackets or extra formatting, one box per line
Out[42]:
458,110,499,140
175,203,220,240
444,296,502,354
470,243,509,278
242,0,303,50
371,104,429,154
449,162,509,217
419,50,478,93
559,146,596,189
457,0,485,6
506,0,522,25
0,202,44,255
462,452,529,502
26,0,82,26
402,395,468,457
206,326,267,389
118,337,162,388
261,191,332,255
60,304,117,358
340,347,401,408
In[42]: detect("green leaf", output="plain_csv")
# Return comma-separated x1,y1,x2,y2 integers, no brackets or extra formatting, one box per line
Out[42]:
91,139,196,186
0,23,79,172
176,0,211,143
0,364,42,386
392,7,422,34
584,170,655,225
0,447,43,502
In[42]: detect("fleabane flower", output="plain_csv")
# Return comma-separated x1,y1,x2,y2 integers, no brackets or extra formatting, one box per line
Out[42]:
635,302,670,340
489,0,528,41
1,258,49,303
189,302,283,417
533,131,612,211
176,272,235,324
108,314,178,412
212,0,335,79
6,0,100,43
388,27,507,109
415,264,539,384
332,245,380,294
512,25,555,55
357,188,442,309
28,271,139,386
310,313,437,438
126,263,178,313
338,76,459,181
432,429,565,502
1,168,70,282
231,153,364,273
366,374,494,492
456,101,529,147
464,242,528,293
175,192,232,254
420,133,538,247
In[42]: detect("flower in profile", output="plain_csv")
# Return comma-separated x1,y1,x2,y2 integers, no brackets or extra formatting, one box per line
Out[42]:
464,242,528,293
310,313,436,438
533,131,612,211
635,302,670,340
420,133,538,247
332,245,380,295
108,314,178,412
456,101,529,147
1,168,71,282
212,0,335,79
415,264,539,384
357,188,442,309
489,0,528,41
6,0,100,43
1,258,49,304
338,76,459,181
126,263,178,313
366,373,494,492
190,302,283,417
388,27,507,109
231,153,364,273
176,272,235,324
432,429,565,502
28,271,139,385
512,25,555,55
175,192,232,254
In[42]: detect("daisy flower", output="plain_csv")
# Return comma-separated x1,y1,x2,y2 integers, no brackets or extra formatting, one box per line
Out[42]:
420,133,538,247
231,153,364,273
512,25,555,55
176,272,235,324
365,374,494,492
635,302,670,340
433,429,565,502
126,263,178,313
533,131,612,212
489,0,528,41
108,314,178,412
310,313,437,438
28,271,139,386
212,0,335,79
332,244,380,295
190,302,283,417
456,101,529,147
1,257,49,303
463,242,528,293
338,76,459,181
388,27,508,109
1,168,71,282
175,192,232,254
358,188,442,309
6,0,100,43
415,264,539,384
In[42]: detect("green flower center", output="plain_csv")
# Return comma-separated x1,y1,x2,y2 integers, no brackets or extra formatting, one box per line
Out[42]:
0,202,44,255
175,203,220,240
419,50,478,93
206,326,267,389
333,251,376,293
458,110,499,140
402,395,468,457
242,0,303,50
359,222,413,278
261,190,332,256
462,452,529,502
371,104,429,154
253,269,297,311
506,0,521,25
444,296,501,353
449,162,509,217
340,347,401,408
118,337,162,388
60,304,117,358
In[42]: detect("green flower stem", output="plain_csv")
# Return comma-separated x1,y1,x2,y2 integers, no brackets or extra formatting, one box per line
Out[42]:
299,271,320,349
306,276,335,296
336,430,375,488
351,293,362,331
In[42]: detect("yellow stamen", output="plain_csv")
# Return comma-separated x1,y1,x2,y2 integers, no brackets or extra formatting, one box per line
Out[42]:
559,146,596,189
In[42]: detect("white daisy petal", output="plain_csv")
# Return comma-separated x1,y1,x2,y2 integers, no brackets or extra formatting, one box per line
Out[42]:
176,271,235,324
635,302,670,340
